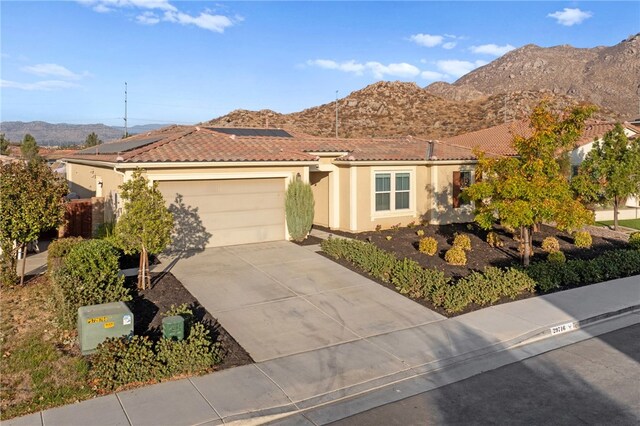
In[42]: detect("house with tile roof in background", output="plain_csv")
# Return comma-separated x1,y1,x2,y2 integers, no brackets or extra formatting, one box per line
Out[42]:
63,121,639,249
441,120,640,222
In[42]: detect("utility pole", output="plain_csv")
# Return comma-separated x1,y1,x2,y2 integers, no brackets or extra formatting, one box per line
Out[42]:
124,82,128,138
335,90,339,139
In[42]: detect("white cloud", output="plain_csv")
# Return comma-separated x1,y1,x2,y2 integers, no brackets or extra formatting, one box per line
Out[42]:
1,79,79,91
548,8,592,26
409,33,443,47
21,63,88,80
365,62,420,79
436,59,488,78
470,43,515,56
420,70,446,81
78,0,235,32
136,11,160,25
163,11,233,33
442,42,457,50
307,59,420,79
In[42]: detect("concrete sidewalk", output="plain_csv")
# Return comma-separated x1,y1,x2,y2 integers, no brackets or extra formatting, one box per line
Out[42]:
5,261,640,426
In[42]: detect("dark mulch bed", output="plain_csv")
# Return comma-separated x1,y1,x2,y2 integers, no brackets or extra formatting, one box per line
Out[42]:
126,272,253,370
317,223,628,280
291,234,324,246
315,223,629,317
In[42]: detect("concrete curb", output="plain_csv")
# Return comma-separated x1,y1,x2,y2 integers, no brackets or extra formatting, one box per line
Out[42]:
242,306,640,425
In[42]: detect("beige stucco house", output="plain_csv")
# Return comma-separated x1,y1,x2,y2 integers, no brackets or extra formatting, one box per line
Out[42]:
441,120,640,221
65,120,639,248
65,126,479,248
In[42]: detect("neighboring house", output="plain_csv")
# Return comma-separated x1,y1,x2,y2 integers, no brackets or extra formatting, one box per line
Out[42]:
64,126,480,248
442,120,640,221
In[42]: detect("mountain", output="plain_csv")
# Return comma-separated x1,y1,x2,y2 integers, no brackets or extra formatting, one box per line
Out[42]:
0,121,167,146
207,35,636,139
207,83,621,140
426,33,639,118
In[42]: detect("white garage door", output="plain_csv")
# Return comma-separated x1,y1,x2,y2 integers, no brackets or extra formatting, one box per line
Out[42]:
158,178,286,248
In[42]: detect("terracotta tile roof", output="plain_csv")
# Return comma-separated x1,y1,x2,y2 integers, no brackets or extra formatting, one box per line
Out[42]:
441,120,640,157
428,140,479,161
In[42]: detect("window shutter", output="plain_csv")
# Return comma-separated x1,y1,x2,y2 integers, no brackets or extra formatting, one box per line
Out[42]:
453,171,461,208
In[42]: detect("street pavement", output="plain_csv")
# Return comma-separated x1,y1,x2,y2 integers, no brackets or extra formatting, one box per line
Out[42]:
5,241,640,426
325,324,640,426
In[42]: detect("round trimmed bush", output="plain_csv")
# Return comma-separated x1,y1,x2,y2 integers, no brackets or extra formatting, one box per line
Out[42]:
418,237,438,256
445,246,467,265
629,232,640,250
453,233,472,251
547,251,566,264
486,231,503,248
541,237,560,253
573,231,592,248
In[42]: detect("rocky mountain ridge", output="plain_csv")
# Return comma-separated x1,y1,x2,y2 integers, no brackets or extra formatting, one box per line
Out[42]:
207,35,637,139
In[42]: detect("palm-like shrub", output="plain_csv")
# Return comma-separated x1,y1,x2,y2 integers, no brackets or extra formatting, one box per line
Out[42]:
542,237,560,253
453,233,472,251
445,247,467,265
418,237,438,256
486,231,503,248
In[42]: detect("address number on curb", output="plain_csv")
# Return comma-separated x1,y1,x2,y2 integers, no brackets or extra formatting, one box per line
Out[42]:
550,322,576,335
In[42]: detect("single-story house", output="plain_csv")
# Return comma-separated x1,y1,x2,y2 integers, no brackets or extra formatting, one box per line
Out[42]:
64,126,483,247
440,120,640,221
64,120,640,248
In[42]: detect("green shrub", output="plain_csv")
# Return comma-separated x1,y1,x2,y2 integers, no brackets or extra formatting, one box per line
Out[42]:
91,335,159,391
454,267,535,308
445,247,467,265
46,237,83,273
573,231,592,248
418,237,438,256
486,231,503,248
547,251,566,263
541,237,560,253
321,238,396,282
526,249,640,293
442,282,472,313
629,232,640,249
285,180,315,242
162,303,194,326
453,233,472,251
51,239,130,329
156,323,222,377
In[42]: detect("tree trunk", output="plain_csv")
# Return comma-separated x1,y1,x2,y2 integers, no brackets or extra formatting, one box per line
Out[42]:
613,196,619,231
19,243,27,285
522,226,531,267
138,246,150,290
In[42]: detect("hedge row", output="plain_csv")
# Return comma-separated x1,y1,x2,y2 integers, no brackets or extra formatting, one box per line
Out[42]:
321,238,534,313
525,249,640,293
321,237,640,314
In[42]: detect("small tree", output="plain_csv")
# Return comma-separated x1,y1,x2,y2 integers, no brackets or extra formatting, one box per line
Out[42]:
0,161,68,285
285,179,315,242
85,132,103,148
20,133,40,163
465,102,595,266
0,133,9,155
115,170,174,290
571,124,640,231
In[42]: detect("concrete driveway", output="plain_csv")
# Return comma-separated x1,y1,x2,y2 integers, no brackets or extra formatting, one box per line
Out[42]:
165,241,444,362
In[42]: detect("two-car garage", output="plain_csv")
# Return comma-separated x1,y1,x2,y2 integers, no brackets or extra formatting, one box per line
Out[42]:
157,178,286,248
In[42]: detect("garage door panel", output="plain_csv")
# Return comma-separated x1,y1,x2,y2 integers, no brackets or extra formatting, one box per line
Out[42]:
198,208,284,230
158,178,286,248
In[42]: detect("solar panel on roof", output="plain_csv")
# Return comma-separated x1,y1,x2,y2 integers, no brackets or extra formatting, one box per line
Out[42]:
76,137,163,155
207,128,292,138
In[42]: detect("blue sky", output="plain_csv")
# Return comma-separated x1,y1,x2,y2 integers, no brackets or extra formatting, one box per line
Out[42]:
1,1,638,127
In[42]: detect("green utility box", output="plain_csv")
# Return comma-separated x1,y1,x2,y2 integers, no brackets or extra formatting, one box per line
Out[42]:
162,315,185,341
77,301,133,355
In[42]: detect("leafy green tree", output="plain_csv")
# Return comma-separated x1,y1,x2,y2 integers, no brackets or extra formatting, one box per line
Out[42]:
85,132,103,148
465,102,595,266
0,161,68,285
20,133,41,163
115,170,174,290
285,179,315,242
571,123,640,231
0,133,9,155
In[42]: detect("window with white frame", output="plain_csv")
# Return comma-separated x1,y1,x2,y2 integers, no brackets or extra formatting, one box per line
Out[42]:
375,172,411,212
